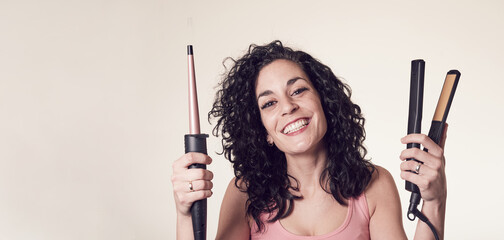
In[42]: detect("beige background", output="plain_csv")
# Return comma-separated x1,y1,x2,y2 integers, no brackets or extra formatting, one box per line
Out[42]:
1,0,503,239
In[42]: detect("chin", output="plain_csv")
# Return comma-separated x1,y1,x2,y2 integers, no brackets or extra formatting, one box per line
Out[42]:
281,139,323,155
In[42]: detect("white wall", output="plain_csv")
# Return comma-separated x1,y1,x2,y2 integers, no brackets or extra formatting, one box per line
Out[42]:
1,0,502,239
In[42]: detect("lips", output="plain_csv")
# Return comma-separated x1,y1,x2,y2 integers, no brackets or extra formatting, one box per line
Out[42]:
282,118,309,134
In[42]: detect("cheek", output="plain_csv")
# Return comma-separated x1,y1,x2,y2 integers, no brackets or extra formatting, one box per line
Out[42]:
259,112,276,134
314,102,328,131
320,116,328,134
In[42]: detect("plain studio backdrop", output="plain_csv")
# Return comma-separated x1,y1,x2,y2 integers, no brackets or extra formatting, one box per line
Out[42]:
1,0,503,239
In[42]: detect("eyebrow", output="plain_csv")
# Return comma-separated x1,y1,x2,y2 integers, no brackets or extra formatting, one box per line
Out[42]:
256,77,306,101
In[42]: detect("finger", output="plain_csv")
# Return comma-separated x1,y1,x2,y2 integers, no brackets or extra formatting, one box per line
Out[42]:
171,167,213,184
400,170,426,187
400,148,444,170
400,147,432,164
173,152,212,169
400,160,435,176
400,160,421,173
400,167,438,190
187,190,213,201
190,180,213,192
186,168,214,181
176,190,213,206
401,134,443,158
173,179,213,193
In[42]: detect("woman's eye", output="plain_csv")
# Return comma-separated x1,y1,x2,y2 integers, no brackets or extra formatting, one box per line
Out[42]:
292,87,308,96
261,101,276,109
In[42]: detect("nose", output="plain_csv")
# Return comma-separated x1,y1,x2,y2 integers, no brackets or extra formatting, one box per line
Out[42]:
281,100,299,116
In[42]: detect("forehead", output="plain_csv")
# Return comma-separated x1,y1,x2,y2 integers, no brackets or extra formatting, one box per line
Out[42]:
255,59,309,93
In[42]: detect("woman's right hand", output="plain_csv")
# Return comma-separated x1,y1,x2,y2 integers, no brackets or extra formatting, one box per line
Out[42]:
171,153,214,216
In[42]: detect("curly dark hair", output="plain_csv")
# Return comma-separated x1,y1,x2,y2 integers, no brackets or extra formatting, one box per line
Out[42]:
208,40,375,231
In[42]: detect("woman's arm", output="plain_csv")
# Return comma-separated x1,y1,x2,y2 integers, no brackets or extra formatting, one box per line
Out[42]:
368,128,448,240
367,166,408,240
400,131,448,240
370,125,448,240
215,178,251,240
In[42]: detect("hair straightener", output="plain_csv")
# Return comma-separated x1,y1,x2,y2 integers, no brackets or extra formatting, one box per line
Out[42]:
185,45,208,240
406,59,460,240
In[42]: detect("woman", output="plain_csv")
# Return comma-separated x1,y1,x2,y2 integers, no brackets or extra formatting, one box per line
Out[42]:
171,41,447,239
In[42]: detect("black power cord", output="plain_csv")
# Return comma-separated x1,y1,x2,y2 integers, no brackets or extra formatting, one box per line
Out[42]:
407,192,440,240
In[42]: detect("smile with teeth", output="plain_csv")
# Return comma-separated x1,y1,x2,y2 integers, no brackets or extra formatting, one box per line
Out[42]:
282,119,309,134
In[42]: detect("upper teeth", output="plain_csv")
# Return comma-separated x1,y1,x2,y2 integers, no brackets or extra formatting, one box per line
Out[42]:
283,119,308,134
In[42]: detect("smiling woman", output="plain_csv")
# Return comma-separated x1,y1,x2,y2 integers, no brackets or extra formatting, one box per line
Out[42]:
207,42,375,235
171,41,448,240
256,60,327,156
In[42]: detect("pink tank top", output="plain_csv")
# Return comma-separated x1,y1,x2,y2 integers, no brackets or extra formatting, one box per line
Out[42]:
250,193,370,240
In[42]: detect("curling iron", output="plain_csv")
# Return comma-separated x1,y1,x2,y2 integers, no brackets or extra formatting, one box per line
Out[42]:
406,59,460,240
185,45,208,240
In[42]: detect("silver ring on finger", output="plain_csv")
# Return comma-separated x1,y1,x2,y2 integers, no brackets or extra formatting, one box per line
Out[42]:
414,163,422,174
189,181,194,192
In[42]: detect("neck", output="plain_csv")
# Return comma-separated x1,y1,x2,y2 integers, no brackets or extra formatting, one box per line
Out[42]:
284,144,328,198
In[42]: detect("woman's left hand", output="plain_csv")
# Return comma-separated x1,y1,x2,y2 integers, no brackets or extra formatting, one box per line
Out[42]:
399,126,448,204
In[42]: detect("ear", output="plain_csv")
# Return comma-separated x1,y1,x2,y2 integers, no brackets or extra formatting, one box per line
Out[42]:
267,135,274,145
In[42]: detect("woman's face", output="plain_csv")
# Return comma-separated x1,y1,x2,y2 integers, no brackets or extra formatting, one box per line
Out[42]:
255,59,327,156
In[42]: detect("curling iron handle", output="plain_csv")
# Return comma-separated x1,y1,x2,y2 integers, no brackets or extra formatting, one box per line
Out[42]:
184,134,209,240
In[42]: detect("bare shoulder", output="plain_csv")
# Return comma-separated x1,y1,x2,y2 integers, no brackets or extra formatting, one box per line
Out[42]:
223,177,250,214
223,177,248,201
366,165,407,239
215,177,250,240
365,165,399,216
367,165,396,192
